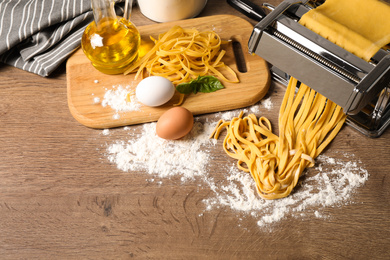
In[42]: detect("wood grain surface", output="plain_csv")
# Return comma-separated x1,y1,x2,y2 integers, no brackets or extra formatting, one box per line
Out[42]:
67,15,270,128
1,1,390,259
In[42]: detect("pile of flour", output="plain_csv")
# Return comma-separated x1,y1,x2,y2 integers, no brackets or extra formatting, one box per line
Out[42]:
93,84,141,120
102,99,369,228
106,119,217,180
203,154,368,228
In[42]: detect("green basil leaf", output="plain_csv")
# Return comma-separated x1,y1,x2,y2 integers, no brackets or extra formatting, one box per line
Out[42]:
176,76,224,95
197,76,225,93
176,82,195,94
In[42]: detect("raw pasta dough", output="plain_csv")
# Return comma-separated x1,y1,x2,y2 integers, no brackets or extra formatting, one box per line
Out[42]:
212,0,390,199
212,79,346,199
299,0,390,61
124,25,239,84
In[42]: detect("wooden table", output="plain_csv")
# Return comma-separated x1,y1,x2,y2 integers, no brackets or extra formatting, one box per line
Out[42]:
1,1,389,259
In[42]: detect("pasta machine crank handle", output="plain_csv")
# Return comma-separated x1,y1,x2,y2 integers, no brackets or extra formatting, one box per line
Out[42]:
229,0,310,54
255,0,309,31
228,0,309,27
226,0,267,21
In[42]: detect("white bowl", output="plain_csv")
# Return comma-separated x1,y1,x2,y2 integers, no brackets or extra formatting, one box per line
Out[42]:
137,0,208,23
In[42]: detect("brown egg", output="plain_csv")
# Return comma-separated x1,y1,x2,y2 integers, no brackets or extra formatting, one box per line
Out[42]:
156,107,194,140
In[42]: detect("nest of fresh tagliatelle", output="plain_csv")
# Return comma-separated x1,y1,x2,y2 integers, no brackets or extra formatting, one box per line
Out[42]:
124,25,240,85
210,78,347,200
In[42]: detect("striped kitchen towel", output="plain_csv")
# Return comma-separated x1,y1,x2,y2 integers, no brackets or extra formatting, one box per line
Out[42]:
0,0,124,77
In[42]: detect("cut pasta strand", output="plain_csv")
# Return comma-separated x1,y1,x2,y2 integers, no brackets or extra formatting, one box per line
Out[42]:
211,80,347,200
124,26,239,85
211,0,390,199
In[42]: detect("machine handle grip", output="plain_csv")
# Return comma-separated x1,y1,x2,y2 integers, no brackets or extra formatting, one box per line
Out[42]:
226,0,266,21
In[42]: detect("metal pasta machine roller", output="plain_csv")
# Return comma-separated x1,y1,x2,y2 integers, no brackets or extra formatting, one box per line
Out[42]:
228,0,390,137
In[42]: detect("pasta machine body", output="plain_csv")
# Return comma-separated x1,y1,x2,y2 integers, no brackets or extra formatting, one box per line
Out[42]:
228,0,390,137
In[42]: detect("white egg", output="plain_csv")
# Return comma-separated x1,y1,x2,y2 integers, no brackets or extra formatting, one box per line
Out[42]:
136,76,175,107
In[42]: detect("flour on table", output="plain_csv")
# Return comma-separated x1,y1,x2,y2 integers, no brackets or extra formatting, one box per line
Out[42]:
249,97,273,114
106,119,217,179
101,129,110,136
101,108,369,229
203,154,368,228
261,97,273,110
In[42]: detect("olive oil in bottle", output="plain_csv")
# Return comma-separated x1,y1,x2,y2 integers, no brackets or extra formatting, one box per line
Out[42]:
81,0,140,74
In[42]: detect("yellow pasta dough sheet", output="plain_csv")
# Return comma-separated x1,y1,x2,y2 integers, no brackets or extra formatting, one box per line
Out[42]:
299,0,390,61
213,0,390,200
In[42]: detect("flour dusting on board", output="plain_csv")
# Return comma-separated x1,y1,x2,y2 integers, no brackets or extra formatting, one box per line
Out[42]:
96,84,141,119
101,103,369,229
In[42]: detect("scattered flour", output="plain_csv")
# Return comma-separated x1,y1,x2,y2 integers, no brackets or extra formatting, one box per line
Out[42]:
101,102,369,229
219,109,247,121
203,154,368,228
261,97,273,110
99,85,141,119
107,119,217,179
101,129,110,136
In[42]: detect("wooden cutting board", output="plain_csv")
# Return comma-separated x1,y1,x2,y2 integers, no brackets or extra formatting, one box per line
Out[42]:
67,15,270,129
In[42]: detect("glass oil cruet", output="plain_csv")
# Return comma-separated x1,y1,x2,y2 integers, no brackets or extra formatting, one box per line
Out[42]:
81,0,140,74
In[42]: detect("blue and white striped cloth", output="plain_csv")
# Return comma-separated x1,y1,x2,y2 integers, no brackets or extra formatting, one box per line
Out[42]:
0,0,124,77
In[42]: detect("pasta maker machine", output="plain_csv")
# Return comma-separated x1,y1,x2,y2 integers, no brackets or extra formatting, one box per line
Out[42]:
228,0,390,137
